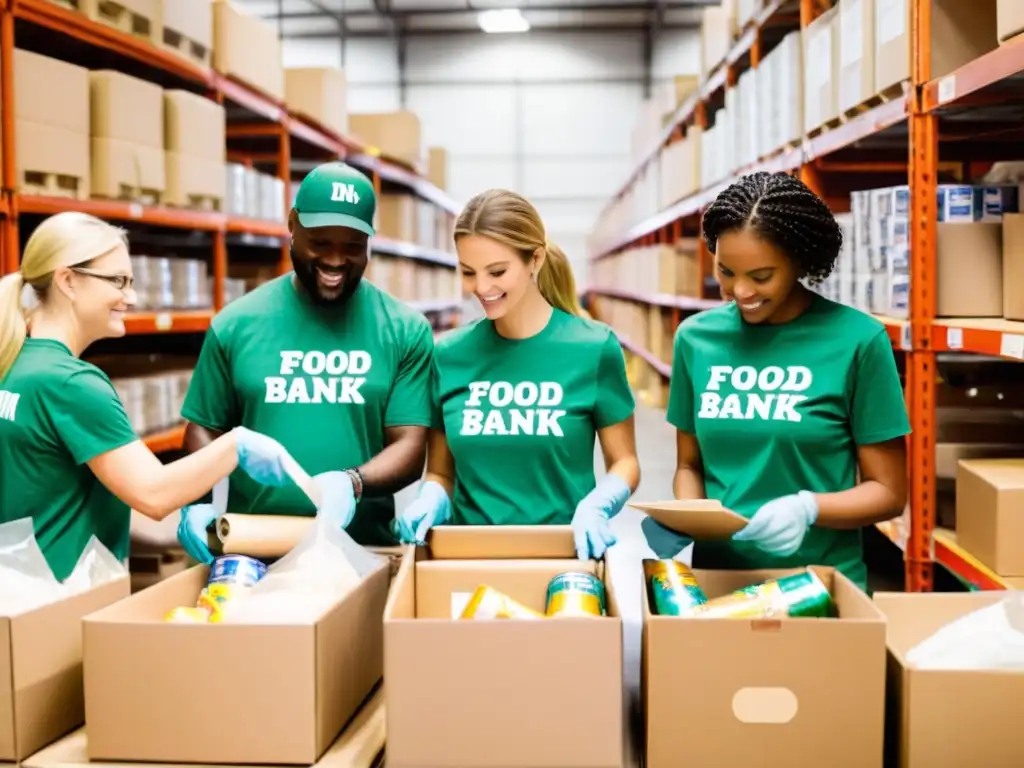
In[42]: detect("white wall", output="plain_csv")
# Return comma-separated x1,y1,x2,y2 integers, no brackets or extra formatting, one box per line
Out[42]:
279,29,700,282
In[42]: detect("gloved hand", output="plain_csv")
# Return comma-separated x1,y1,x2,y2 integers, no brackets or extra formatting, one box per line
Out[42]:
395,480,451,545
233,427,292,488
313,471,357,530
640,515,694,559
177,503,219,565
732,491,819,557
571,473,632,561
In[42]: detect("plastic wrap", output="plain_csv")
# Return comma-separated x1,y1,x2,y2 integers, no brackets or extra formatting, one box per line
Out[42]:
0,518,128,614
906,593,1024,670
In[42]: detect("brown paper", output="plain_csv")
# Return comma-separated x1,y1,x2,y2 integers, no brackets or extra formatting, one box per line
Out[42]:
629,499,748,540
216,513,313,558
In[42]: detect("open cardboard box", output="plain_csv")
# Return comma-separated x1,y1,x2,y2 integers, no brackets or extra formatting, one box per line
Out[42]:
0,577,129,762
83,561,390,765
874,591,1024,767
384,526,625,768
643,566,886,768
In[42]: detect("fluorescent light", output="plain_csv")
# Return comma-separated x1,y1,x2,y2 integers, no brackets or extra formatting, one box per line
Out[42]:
478,9,530,34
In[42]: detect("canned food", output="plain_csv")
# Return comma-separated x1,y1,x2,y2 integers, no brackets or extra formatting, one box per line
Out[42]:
196,582,245,623
643,559,708,616
546,572,606,617
687,569,834,619
164,606,211,624
459,585,545,620
208,554,267,588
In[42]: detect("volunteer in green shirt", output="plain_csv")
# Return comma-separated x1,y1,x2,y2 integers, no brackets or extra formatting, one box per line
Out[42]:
642,172,910,590
0,212,299,581
178,162,434,563
393,189,641,561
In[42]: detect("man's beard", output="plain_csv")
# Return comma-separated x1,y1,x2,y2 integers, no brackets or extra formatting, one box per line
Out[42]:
292,255,361,306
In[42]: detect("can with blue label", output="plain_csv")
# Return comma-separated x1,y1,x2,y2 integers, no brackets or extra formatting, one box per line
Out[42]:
208,554,267,588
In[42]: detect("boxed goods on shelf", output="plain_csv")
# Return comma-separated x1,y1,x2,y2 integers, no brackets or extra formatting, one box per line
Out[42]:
384,527,623,768
643,565,886,767
130,255,212,311
89,70,165,203
426,147,448,190
1002,214,1024,321
955,459,1024,579
366,258,457,304
284,66,348,137
735,68,759,168
875,0,997,94
873,592,1024,767
592,243,701,299
212,0,284,99
377,194,418,243
349,110,421,166
997,0,1024,42
225,163,285,222
163,89,227,210
700,1,737,76
838,0,876,114
13,49,90,197
159,0,213,67
803,4,840,134
72,0,161,45
659,130,701,208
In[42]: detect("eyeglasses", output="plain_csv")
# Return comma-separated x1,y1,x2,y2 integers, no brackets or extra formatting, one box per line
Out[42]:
70,267,134,292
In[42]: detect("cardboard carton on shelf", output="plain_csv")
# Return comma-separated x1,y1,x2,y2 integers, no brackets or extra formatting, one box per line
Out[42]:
385,526,624,768
349,111,422,167
643,566,887,767
77,0,162,46
83,560,390,765
211,0,284,100
285,67,348,137
159,0,214,67
0,578,130,763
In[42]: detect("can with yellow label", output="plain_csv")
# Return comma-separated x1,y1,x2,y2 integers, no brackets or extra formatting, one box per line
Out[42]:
545,572,606,617
686,569,834,619
459,585,546,620
643,559,708,616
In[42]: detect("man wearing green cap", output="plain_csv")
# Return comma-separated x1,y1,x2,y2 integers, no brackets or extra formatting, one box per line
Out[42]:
175,162,435,562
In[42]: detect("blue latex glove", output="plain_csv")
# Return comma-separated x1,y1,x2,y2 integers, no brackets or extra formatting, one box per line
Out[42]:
395,481,451,545
571,473,632,561
313,471,357,529
732,491,819,557
640,516,693,559
177,503,219,565
233,427,292,487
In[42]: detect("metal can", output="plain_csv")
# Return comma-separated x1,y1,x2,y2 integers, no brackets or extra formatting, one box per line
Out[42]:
546,572,606,617
459,585,546,620
643,559,708,616
208,554,267,588
164,606,211,624
687,569,834,619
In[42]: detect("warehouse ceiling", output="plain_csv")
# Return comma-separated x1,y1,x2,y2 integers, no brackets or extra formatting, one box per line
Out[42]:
243,0,714,37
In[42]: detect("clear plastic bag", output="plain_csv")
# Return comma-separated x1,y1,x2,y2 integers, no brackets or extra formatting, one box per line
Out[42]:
906,593,1024,670
63,536,129,595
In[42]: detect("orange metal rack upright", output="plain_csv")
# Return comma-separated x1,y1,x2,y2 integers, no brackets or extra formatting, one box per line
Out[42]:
0,0,463,454
586,0,1024,592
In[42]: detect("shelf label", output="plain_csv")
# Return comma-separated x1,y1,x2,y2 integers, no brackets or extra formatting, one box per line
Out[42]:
154,312,173,332
937,76,957,105
899,324,912,351
945,327,963,350
1000,333,1024,360
128,203,144,219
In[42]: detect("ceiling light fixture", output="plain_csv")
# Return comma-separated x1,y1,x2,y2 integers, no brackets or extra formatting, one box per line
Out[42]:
477,9,530,34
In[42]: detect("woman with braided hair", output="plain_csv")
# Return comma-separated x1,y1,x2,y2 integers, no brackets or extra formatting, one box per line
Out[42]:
642,171,910,590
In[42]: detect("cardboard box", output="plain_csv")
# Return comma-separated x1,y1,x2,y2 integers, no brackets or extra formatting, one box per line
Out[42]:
212,0,284,99
348,111,421,166
1002,213,1024,320
164,152,226,208
0,578,130,762
285,67,348,137
998,0,1024,42
804,5,840,132
163,90,226,161
91,137,165,202
956,458,1024,577
384,527,624,768
89,70,163,150
426,146,447,191
83,562,390,764
936,222,1003,317
839,0,876,113
13,49,89,134
16,119,90,196
159,0,213,56
377,194,418,243
643,567,887,767
874,592,1024,767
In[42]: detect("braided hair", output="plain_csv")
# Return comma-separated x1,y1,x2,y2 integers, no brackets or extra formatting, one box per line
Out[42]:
702,171,843,285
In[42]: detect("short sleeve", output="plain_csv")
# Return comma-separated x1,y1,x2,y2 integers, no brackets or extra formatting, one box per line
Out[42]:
385,319,435,428
850,329,911,445
666,326,695,432
594,332,635,429
181,328,239,432
50,370,138,465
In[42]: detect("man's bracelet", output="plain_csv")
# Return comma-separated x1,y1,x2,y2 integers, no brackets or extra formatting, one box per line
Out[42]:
345,468,364,503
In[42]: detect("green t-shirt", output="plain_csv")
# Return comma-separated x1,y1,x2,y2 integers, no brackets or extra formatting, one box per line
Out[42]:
665,294,911,589
433,309,635,526
0,339,138,581
181,275,434,545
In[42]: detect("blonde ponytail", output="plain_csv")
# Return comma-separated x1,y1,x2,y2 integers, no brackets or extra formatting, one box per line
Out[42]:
0,273,27,380
537,241,582,317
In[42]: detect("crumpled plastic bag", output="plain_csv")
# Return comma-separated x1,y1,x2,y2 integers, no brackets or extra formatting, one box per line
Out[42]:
0,518,128,615
906,593,1024,670
220,479,386,624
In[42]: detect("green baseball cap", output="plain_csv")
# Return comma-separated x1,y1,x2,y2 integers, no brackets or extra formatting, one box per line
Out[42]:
292,162,376,236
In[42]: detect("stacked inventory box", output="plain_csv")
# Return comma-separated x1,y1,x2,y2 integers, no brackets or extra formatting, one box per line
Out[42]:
163,90,227,209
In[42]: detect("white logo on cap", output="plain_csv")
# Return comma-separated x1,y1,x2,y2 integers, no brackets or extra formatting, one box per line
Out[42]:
330,182,360,204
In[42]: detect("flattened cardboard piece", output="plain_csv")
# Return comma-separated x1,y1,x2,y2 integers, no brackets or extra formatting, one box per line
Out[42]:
629,499,748,539
426,525,576,560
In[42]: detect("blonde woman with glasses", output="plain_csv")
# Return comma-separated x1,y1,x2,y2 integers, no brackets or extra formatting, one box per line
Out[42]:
0,212,298,580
